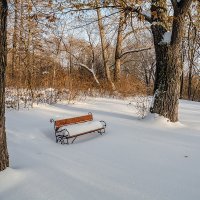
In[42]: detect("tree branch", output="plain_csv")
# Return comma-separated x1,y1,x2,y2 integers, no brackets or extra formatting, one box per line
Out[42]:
59,36,100,86
120,47,152,58
74,63,100,85
124,6,152,24
178,0,193,13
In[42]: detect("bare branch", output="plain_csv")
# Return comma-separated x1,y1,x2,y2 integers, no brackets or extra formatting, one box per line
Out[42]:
59,35,100,86
120,47,152,58
124,6,152,24
74,63,100,85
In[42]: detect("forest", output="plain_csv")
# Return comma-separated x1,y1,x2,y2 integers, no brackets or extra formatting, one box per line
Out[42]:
5,0,200,104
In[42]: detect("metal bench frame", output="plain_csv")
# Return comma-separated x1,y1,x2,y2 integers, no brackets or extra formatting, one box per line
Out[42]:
50,113,106,144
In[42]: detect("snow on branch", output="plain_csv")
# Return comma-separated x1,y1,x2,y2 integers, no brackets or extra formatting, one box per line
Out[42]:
159,32,172,45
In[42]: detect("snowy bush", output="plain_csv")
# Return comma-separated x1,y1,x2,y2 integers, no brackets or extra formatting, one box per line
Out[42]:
5,88,82,109
128,95,151,119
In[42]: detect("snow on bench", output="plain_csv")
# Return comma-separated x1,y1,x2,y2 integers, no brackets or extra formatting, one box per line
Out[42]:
50,113,106,144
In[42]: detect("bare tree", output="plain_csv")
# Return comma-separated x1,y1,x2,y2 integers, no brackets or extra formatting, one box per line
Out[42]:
95,0,115,90
114,11,126,82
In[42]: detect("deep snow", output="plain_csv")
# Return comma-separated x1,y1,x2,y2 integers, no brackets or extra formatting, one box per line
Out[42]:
0,98,200,200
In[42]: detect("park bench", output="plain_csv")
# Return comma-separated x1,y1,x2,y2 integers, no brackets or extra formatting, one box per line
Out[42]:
50,113,106,144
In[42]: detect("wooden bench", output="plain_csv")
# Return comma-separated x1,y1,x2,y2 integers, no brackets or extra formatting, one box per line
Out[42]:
50,113,106,144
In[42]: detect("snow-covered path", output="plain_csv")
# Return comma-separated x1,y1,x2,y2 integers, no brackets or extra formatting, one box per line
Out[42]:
0,98,200,200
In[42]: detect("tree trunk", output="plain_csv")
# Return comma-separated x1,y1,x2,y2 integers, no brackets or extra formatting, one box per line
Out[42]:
114,12,125,82
0,0,9,171
180,40,185,99
11,0,18,79
151,1,190,122
95,0,115,90
152,44,182,122
180,71,184,99
187,63,193,100
18,0,24,87
152,25,168,94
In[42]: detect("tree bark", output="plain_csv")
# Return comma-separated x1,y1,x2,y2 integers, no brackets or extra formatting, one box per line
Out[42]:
180,71,184,99
151,28,181,121
187,18,196,100
151,0,192,122
0,0,9,171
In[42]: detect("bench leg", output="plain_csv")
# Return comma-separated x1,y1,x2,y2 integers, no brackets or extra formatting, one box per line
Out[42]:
62,136,69,144
71,136,77,144
56,135,61,143
98,130,103,135
98,128,105,135
55,131,58,143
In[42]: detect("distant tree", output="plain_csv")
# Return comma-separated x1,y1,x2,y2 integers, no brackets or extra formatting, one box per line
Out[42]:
95,0,115,90
0,0,9,171
114,11,126,82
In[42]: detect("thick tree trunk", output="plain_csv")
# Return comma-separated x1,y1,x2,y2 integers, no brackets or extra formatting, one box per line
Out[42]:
151,15,186,121
0,0,9,171
150,0,192,122
152,46,182,122
151,25,168,93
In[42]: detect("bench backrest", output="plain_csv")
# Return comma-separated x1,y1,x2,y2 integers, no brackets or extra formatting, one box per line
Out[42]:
55,114,93,128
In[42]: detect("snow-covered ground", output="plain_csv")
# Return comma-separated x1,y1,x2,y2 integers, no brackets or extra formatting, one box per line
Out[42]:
0,98,200,200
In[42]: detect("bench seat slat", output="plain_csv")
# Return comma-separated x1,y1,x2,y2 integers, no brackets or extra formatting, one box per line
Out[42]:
57,121,104,137
67,128,103,139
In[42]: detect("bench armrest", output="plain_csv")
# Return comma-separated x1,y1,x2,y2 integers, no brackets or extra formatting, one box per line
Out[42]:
100,120,106,128
56,128,70,137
